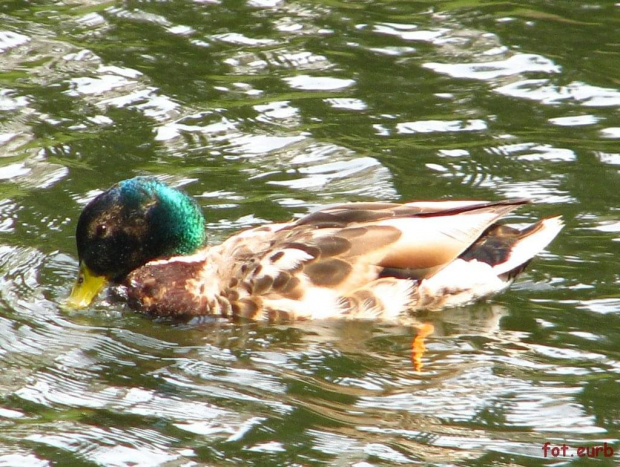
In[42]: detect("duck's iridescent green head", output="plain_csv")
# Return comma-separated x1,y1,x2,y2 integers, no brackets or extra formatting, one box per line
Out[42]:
67,176,206,308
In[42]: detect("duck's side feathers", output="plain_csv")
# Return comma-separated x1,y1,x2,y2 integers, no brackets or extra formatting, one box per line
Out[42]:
416,259,508,310
258,277,415,321
340,278,415,320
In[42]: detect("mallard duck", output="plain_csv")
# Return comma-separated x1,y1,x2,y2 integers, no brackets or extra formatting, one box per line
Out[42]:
67,176,563,320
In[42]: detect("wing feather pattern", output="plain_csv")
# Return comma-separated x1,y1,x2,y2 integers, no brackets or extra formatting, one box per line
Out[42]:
235,199,529,302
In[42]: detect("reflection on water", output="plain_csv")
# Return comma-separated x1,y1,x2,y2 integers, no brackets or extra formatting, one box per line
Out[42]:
1,0,619,465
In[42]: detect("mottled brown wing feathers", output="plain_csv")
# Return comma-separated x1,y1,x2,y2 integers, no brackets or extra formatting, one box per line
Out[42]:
340,225,402,257
235,199,528,301
295,198,530,228
294,202,401,227
406,198,530,217
303,258,352,286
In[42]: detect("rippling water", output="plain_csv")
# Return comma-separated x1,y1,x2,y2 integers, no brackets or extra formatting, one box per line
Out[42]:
0,1,619,465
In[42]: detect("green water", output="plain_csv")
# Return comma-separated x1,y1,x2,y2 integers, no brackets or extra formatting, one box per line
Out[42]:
0,0,619,465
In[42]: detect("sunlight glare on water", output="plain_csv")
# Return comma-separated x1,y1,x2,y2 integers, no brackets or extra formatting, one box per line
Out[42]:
0,0,619,465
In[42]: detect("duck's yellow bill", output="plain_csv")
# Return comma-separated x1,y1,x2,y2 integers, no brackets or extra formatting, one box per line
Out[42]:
66,263,107,309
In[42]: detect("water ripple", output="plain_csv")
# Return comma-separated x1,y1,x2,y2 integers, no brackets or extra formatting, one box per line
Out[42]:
0,0,618,465
497,79,620,107
425,53,560,80
24,423,186,466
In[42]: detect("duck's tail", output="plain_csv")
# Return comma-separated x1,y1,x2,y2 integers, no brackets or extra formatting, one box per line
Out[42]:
413,216,564,311
464,216,564,279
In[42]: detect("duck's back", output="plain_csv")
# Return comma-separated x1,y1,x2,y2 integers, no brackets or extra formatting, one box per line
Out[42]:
121,199,562,320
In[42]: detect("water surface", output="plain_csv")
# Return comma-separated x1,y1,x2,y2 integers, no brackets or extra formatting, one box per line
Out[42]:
0,1,619,465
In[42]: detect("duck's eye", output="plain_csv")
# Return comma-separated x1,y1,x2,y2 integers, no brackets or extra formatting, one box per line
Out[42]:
95,224,108,237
